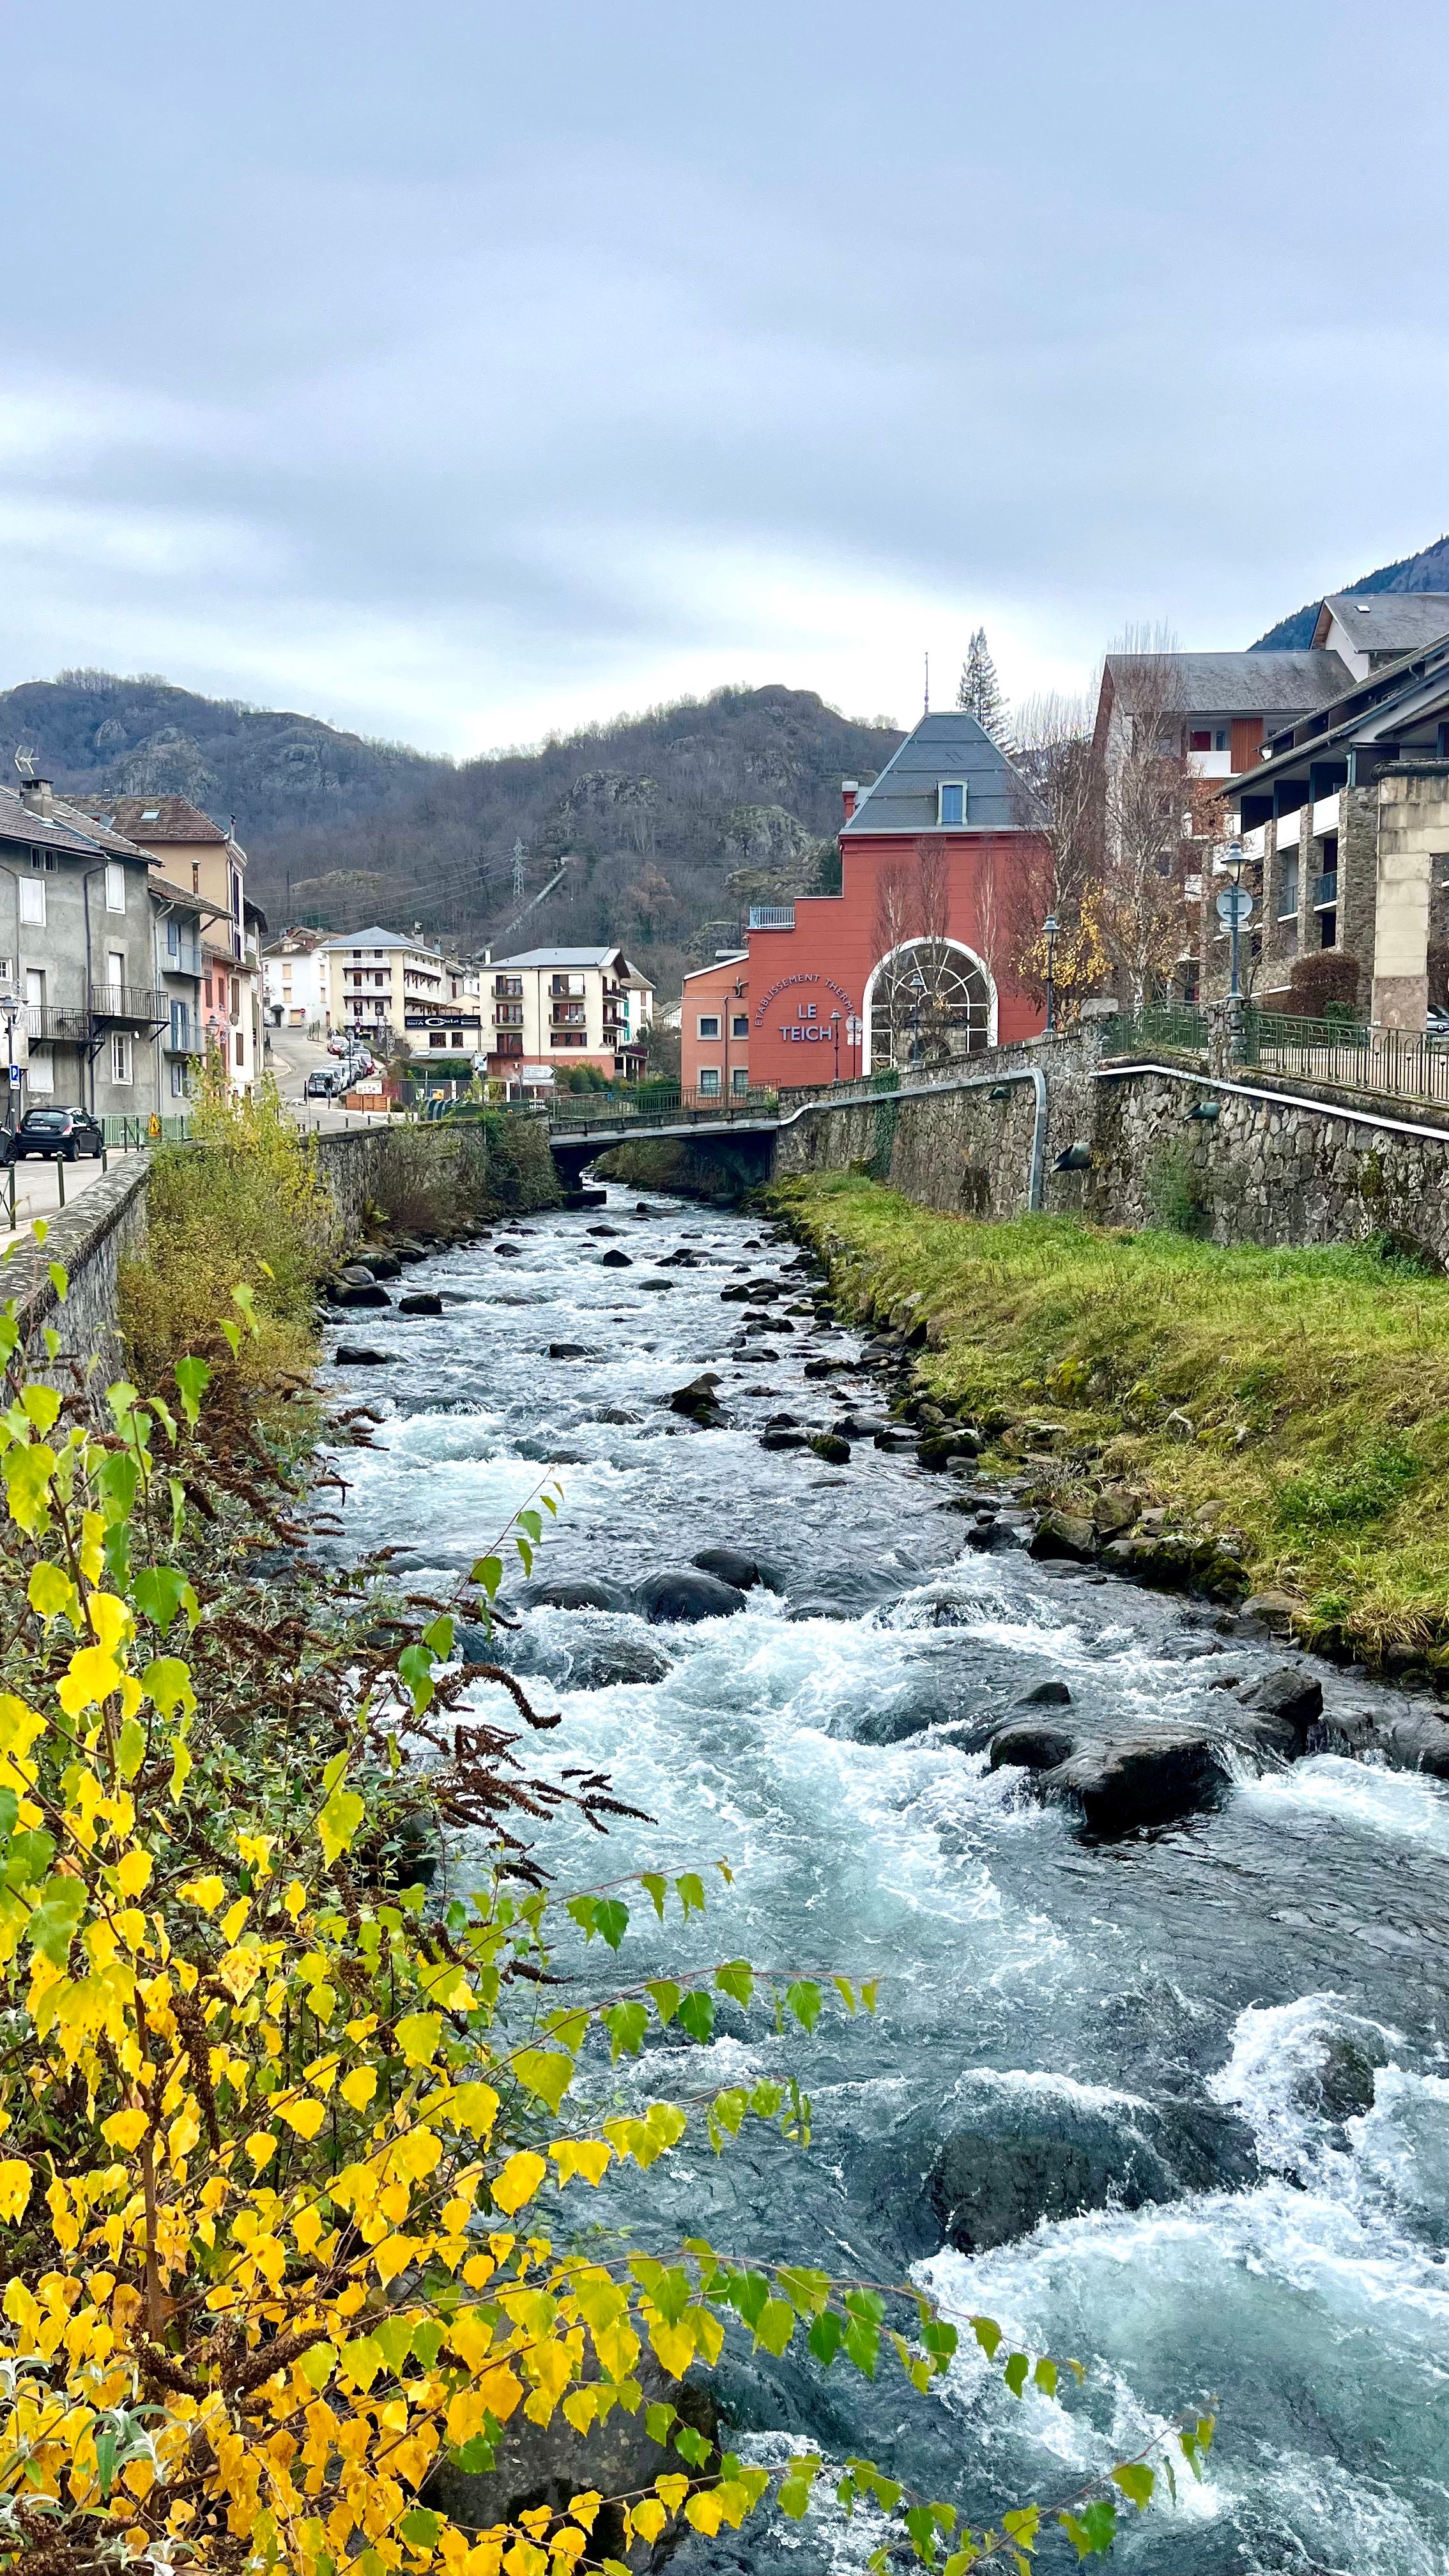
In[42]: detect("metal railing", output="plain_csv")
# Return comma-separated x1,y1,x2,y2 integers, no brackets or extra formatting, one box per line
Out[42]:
164,1014,204,1054
100,1115,193,1147
89,983,167,1023
164,940,204,977
1102,1003,1210,1057
15,1002,94,1044
1312,872,1338,910
1103,1002,1449,1112
747,905,795,930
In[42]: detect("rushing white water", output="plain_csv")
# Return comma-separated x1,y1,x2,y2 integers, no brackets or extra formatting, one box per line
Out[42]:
325,1188,1449,2575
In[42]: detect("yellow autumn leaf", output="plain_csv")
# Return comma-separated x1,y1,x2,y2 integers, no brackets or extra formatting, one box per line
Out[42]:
101,2110,149,2152
629,2501,668,2546
219,1897,250,1944
275,2099,326,2141
115,1848,153,1899
686,2492,724,2536
339,2066,377,2112
654,2476,689,2513
317,1785,364,1864
236,1832,274,1876
56,1646,123,1715
489,2151,548,2215
0,1695,46,1763
0,2159,32,2222
88,1593,131,1654
551,2138,613,2188
244,2130,279,2170
26,1563,76,1627
178,1876,226,1913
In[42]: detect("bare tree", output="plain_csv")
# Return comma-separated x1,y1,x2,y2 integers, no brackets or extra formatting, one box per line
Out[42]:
1095,631,1194,1009
871,859,918,1065
1010,686,1108,1015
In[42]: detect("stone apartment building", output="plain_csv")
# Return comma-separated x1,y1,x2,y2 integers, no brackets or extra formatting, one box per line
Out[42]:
1213,624,1449,1025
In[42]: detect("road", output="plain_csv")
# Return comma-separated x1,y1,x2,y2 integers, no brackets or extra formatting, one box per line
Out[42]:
266,1027,395,1135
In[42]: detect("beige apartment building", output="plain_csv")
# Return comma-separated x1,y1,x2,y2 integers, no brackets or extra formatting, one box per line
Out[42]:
483,944,654,1085
316,927,480,1057
87,796,266,1089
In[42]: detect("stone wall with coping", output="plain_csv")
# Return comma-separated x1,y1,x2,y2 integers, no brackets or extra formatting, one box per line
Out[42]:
772,1025,1449,1264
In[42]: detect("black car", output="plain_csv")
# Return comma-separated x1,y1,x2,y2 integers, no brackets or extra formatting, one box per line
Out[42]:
4,1105,105,1163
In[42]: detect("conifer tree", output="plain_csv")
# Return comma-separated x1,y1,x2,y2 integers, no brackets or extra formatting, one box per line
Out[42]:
958,626,1013,747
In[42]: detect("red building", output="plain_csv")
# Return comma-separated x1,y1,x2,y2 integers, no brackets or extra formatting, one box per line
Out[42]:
681,710,1048,1096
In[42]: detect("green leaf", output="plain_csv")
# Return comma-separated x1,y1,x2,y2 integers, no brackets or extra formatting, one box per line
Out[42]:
47,1261,68,1305
808,2310,845,2368
673,2425,710,2467
20,1385,61,1434
423,1614,455,1659
776,2266,830,2318
174,1355,211,1424
785,1979,822,2032
116,1717,147,1782
714,1958,754,2007
640,1872,668,1919
514,1535,533,1577
372,2317,415,2372
922,2319,958,2370
593,1897,629,1951
605,2002,648,2063
134,1565,188,1630
1110,2464,1154,2511
471,1555,503,1600
645,2403,677,2445
565,1895,597,1938
398,2509,442,2553
517,1508,542,1542
1033,2356,1057,2398
1003,2352,1029,2398
675,1871,706,1917
754,2299,795,2358
971,2316,1002,2359
1059,2501,1116,2559
397,1643,436,1714
778,2459,821,2520
646,1979,681,2025
513,2048,574,2110
678,1989,715,2045
842,2319,879,2379
27,1874,86,1965
220,1319,241,1359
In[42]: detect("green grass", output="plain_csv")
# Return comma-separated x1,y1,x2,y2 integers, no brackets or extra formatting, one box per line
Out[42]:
774,1174,1449,1664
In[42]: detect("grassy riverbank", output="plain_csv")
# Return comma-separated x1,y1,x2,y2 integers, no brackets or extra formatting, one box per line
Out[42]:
776,1173,1449,1667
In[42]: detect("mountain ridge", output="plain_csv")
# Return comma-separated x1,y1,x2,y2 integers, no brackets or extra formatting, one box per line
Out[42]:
1250,533,1449,650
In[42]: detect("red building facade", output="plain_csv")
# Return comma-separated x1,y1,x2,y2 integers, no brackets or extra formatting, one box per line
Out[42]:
733,709,1048,1093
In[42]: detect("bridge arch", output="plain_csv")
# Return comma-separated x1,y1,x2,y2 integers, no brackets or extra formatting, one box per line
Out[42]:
861,937,997,1075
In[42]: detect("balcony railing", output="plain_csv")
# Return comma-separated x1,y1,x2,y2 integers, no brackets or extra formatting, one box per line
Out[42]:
748,905,795,930
16,1002,93,1045
164,940,204,977
1312,871,1338,910
1276,875,1299,921
164,1013,204,1055
89,983,167,1025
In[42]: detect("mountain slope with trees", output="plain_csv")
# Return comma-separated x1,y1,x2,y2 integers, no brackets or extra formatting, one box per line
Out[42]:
1252,533,1449,650
0,670,901,999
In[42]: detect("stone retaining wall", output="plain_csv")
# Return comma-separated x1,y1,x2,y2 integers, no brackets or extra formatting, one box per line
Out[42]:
772,1029,1449,1262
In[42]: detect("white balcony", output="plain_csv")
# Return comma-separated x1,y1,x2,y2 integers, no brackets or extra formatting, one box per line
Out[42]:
1275,810,1301,852
1187,748,1233,779
1312,792,1341,837
1241,824,1267,861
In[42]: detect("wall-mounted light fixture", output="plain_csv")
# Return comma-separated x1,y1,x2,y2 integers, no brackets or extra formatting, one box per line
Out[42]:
989,1084,1011,1101
1054,1141,1092,1171
1185,1099,1221,1123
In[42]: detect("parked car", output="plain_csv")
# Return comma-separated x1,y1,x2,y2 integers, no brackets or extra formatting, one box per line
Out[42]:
304,1071,337,1099
6,1105,105,1162
1425,1010,1449,1044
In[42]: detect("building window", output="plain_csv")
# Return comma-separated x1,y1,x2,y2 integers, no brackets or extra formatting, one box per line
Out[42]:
1276,861,1298,921
19,878,44,928
698,1067,721,1096
110,1032,132,1085
1190,731,1211,753
551,973,585,997
451,1031,464,1048
25,968,44,1008
696,1014,721,1039
938,782,967,827
494,976,523,999
731,1013,749,1039
495,1033,523,1056
170,1061,188,1098
549,1030,586,1047
234,1029,245,1068
105,861,126,912
494,1003,524,1026
429,1029,448,1047
27,1054,54,1096
31,847,55,872
1319,911,1337,951
731,1066,749,1096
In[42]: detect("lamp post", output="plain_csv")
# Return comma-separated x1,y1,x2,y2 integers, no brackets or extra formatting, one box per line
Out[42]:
1215,840,1247,1002
0,994,19,1135
1043,913,1059,1035
909,965,926,1068
830,1009,841,1084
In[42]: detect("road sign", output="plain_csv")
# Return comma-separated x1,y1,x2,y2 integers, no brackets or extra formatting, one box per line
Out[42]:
7,1064,19,1088
1216,888,1254,924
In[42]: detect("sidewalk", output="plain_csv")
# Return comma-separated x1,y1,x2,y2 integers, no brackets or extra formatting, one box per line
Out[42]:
1,1142,146,1249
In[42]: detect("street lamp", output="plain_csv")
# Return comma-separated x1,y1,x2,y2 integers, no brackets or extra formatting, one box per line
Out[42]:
830,1008,841,1083
0,994,19,1133
1043,914,1059,1035
909,965,926,1067
1214,840,1248,1002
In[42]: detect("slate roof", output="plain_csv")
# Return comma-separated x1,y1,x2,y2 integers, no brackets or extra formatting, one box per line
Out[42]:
1314,593,1449,654
841,709,1032,836
92,795,229,845
316,926,437,953
1103,651,1350,715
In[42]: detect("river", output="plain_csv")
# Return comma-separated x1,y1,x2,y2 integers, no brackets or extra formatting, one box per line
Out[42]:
326,1186,1449,2576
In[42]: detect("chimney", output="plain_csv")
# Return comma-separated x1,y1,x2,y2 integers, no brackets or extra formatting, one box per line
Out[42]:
841,778,859,822
19,776,54,818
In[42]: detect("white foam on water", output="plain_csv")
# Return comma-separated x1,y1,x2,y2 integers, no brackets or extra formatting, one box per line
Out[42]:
1241,1751,1449,1852
1208,1993,1400,2175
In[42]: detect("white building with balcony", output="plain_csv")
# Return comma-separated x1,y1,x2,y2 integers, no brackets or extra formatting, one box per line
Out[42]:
315,928,480,1059
482,945,654,1086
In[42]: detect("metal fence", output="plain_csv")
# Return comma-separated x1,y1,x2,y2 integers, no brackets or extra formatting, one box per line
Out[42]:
1102,1003,1449,1111
100,1115,193,1148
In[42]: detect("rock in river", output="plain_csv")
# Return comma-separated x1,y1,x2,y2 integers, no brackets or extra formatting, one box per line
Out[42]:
693,1547,779,1593
925,2088,1257,2255
333,1344,395,1367
633,1568,747,1623
599,1248,634,1268
527,1577,629,1613
399,1291,444,1317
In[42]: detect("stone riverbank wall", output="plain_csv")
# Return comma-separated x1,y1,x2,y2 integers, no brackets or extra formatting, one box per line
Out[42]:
8,1118,559,1379
772,1027,1449,1264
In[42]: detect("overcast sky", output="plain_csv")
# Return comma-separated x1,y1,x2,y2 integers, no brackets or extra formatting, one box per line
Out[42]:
2,0,1446,755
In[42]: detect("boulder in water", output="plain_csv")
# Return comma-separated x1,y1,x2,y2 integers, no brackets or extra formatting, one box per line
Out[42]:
329,1281,392,1308
528,1577,629,1613
989,1720,1077,1772
358,1249,402,1279
333,1344,395,1367
600,1248,634,1268
918,1428,984,1471
693,1547,778,1593
809,1430,851,1465
1017,1678,1073,1708
1238,1663,1324,1737
548,1341,601,1360
669,1373,726,1427
565,1636,674,1690
633,1568,747,1624
399,1291,444,1317
1043,1726,1231,1832
925,2088,1257,2256
1029,1512,1098,1564
494,1241,524,1258
760,1428,806,1451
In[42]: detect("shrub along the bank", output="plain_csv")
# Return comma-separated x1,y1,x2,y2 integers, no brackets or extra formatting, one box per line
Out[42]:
776,1173,1449,1664
0,1236,1209,2573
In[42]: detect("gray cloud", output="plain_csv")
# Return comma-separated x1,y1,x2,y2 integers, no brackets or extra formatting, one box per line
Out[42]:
1,0,1445,749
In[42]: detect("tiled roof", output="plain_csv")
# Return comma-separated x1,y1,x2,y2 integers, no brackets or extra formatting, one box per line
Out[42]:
1104,651,1351,714
1317,593,1449,654
92,795,229,845
0,783,147,861
492,946,651,979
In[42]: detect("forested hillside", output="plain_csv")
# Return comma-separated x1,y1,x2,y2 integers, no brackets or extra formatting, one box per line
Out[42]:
0,670,901,999
1252,533,1449,650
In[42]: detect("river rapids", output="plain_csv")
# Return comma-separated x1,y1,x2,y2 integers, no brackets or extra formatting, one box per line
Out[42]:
325,1188,1449,2576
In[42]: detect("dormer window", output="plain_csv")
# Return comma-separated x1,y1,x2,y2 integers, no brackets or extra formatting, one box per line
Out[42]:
938,782,967,827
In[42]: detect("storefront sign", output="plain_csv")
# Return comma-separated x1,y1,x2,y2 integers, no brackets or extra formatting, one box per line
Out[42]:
753,970,855,1038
